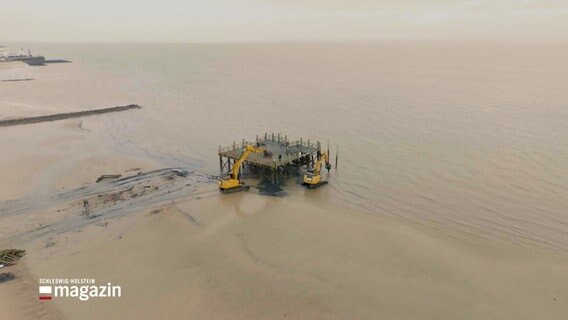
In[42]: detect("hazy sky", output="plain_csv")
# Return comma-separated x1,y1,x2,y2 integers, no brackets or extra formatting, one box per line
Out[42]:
2,0,568,42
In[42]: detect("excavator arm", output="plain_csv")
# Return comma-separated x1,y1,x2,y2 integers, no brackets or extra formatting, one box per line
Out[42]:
313,152,330,176
303,152,331,188
229,145,262,179
219,145,264,192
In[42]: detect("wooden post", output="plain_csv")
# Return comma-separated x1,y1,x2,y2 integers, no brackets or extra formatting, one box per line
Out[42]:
271,133,275,141
219,155,223,175
233,141,236,150
83,200,90,217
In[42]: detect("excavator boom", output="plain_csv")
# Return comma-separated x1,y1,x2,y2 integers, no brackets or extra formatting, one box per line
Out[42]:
219,145,264,192
303,152,331,188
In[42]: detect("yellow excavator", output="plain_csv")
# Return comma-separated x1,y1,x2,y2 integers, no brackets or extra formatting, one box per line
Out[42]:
303,151,332,188
219,145,264,193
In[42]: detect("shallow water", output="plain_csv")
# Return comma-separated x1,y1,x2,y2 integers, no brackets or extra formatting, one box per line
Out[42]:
11,41,568,251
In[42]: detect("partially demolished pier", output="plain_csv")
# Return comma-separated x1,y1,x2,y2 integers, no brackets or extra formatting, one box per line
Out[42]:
218,133,324,184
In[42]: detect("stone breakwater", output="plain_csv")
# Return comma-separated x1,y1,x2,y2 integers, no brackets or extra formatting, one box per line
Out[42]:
0,104,142,127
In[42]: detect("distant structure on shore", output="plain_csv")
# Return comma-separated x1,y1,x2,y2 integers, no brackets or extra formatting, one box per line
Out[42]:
0,48,45,65
0,47,70,66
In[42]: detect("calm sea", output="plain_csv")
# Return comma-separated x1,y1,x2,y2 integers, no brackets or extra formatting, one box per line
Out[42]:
17,41,568,251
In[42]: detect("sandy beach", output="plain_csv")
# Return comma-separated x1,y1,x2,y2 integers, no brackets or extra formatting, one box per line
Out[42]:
3,183,568,319
1,44,568,319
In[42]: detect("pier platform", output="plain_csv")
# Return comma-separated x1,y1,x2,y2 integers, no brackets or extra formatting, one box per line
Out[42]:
218,133,323,183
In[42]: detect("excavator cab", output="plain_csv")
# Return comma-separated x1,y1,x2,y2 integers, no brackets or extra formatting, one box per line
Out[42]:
219,178,249,192
303,172,323,187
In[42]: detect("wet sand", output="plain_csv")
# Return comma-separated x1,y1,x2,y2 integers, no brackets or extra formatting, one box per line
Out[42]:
1,48,568,319
5,195,568,320
2,148,567,319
